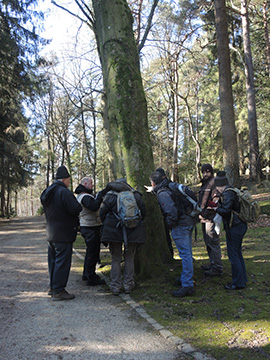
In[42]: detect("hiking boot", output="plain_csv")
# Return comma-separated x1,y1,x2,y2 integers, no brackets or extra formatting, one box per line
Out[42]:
204,268,223,277
172,286,195,298
47,288,53,296
52,290,75,301
86,274,105,286
200,263,212,271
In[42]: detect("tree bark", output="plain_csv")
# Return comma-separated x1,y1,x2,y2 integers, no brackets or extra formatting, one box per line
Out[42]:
92,0,172,277
241,0,261,182
263,0,270,78
214,0,239,185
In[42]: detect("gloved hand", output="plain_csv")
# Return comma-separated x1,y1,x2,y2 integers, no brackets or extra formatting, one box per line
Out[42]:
96,188,108,199
144,185,153,193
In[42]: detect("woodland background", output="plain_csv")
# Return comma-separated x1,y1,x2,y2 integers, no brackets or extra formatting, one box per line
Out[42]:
1,0,270,219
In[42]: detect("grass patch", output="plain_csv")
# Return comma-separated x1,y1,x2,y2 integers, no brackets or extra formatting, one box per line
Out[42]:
74,195,270,360
130,224,270,359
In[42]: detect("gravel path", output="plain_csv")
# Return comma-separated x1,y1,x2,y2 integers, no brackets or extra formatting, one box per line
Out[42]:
0,216,189,360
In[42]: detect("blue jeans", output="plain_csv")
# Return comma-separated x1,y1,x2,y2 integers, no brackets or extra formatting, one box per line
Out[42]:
171,225,194,287
226,222,248,287
48,242,73,293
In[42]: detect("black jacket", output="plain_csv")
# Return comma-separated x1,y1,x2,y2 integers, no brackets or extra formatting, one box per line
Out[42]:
153,178,196,229
99,182,146,244
40,180,82,243
216,186,243,228
75,184,103,212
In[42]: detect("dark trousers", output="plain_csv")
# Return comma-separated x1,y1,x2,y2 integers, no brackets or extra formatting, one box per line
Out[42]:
80,226,101,280
202,222,223,272
226,222,248,287
164,219,174,258
48,242,73,293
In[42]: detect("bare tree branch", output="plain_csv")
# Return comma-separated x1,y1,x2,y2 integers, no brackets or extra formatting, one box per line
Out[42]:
138,0,159,53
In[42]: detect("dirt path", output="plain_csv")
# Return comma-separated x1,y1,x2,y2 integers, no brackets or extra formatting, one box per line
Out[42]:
0,216,188,360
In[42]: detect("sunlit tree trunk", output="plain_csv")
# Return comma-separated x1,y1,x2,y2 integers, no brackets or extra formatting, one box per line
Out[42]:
214,0,239,185
92,0,172,277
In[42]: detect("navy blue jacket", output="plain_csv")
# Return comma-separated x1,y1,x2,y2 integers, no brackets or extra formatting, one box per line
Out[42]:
153,178,196,229
40,180,82,243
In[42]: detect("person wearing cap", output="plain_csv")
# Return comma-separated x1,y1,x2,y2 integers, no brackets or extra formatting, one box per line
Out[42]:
198,164,223,277
144,168,174,258
99,179,146,296
214,171,248,290
150,171,196,298
75,177,108,286
40,165,82,301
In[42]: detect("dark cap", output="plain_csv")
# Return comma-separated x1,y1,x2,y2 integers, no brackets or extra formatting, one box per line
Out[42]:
56,166,70,179
201,163,213,174
155,168,166,178
214,171,229,186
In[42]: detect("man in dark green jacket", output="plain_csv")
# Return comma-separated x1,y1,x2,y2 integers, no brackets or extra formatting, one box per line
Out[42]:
40,166,82,301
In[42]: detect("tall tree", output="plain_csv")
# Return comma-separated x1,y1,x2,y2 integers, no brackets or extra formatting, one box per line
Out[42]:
91,0,172,276
241,0,261,182
214,0,239,185
0,0,46,216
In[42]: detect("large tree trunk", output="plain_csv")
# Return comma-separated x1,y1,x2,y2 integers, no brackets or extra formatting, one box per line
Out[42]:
92,0,172,277
214,0,239,185
263,0,270,78
241,0,261,182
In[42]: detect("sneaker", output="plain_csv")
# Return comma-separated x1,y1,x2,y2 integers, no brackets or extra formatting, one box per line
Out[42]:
47,288,53,296
52,290,75,301
86,274,106,286
172,286,195,297
204,269,223,277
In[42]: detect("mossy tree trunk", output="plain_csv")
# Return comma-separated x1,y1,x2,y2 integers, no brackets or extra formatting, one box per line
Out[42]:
92,0,172,277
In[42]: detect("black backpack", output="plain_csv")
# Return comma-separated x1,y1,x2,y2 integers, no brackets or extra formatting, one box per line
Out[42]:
168,182,202,219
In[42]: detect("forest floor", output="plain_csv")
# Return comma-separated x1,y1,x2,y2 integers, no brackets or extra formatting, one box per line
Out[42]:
0,216,190,360
92,191,270,360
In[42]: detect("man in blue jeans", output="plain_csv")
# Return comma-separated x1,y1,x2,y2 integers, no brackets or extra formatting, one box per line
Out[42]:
150,171,196,297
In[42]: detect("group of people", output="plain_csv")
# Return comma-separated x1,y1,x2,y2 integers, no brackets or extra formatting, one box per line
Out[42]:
41,164,248,301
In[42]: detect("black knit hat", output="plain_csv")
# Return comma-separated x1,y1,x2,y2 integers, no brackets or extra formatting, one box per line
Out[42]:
56,166,70,179
201,163,213,174
155,167,166,177
215,171,229,186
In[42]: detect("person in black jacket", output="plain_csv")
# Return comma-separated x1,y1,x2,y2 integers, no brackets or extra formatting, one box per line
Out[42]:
40,166,82,301
214,171,248,290
100,179,146,296
75,177,108,286
150,171,196,298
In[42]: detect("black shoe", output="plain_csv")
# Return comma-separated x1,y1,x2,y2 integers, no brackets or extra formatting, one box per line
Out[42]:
200,264,211,271
224,284,245,290
204,269,223,277
52,290,75,301
172,286,195,297
86,274,105,286
47,288,53,296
